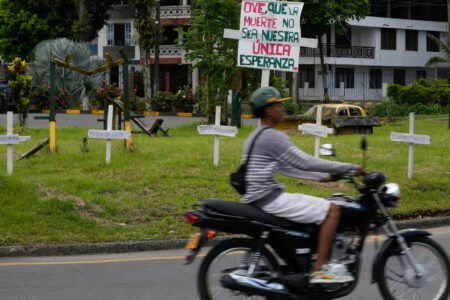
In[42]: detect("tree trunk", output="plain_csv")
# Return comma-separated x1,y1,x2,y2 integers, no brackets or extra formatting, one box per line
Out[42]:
81,94,90,110
142,47,152,108
318,37,329,103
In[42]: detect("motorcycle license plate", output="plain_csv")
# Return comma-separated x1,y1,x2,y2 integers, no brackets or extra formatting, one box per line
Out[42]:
185,233,201,249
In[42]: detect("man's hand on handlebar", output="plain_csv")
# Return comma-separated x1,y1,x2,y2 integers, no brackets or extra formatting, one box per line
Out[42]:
355,167,370,177
321,167,369,182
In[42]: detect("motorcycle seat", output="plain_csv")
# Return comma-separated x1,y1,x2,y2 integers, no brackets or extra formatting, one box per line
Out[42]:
203,198,296,228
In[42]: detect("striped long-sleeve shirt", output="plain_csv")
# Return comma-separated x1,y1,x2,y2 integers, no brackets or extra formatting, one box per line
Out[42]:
242,126,359,205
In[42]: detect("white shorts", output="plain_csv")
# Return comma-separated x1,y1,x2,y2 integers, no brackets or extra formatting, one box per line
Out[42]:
259,193,331,225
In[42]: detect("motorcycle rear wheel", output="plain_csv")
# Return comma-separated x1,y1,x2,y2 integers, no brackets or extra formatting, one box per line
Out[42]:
377,236,450,300
197,238,280,300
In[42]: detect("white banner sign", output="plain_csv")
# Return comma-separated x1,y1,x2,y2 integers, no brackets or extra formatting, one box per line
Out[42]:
238,0,304,72
197,125,238,137
0,134,19,145
298,123,334,138
88,130,130,140
390,132,430,145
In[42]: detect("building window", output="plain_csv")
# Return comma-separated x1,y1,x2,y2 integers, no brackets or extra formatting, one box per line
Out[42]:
416,70,426,80
299,65,315,88
427,31,440,52
381,28,396,50
370,69,382,89
335,68,354,89
107,23,132,46
107,24,114,45
393,69,406,86
335,28,351,47
125,23,132,46
405,30,418,51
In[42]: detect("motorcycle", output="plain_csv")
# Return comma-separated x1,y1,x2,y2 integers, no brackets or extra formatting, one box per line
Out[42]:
183,143,450,300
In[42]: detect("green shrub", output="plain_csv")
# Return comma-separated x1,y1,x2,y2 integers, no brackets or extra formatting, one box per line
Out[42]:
373,99,447,117
282,100,299,115
387,78,449,106
151,91,174,112
173,85,198,112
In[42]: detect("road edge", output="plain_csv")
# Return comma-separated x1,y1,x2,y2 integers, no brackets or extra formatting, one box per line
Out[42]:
1,216,449,257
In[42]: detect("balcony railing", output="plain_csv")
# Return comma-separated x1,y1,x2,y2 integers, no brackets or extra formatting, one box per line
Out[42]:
300,44,375,59
150,45,183,57
150,6,192,18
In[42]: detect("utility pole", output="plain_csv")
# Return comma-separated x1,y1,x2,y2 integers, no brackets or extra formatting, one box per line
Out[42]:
154,0,160,94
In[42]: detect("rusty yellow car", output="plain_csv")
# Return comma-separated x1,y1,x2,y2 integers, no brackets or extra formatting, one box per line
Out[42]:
277,104,380,135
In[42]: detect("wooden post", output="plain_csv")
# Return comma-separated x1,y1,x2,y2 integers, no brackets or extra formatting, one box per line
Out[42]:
408,112,415,179
214,106,221,166
88,104,130,164
120,48,132,150
315,105,322,158
6,112,13,175
1,112,31,174
49,62,56,154
106,105,113,164
390,112,430,179
197,112,238,166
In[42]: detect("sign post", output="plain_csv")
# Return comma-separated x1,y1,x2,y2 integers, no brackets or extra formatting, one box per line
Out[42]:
390,112,430,179
88,105,130,164
198,106,238,166
0,112,31,175
298,106,333,157
223,0,318,95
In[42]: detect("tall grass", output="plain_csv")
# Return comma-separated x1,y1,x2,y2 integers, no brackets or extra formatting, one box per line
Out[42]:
0,118,448,245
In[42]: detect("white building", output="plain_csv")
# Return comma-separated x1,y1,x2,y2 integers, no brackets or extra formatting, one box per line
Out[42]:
93,0,449,102
297,0,449,102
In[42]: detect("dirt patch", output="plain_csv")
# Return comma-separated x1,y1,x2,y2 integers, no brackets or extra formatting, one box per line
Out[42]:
36,184,111,225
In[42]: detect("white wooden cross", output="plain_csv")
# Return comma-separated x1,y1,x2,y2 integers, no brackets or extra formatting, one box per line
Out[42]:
0,111,31,175
198,106,238,166
298,106,333,158
88,105,130,164
390,112,430,179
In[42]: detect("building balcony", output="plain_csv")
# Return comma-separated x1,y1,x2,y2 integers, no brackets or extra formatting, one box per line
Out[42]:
150,45,183,57
151,5,192,25
300,44,375,59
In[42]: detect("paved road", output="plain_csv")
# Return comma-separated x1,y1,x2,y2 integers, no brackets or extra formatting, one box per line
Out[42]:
0,113,258,129
0,226,448,300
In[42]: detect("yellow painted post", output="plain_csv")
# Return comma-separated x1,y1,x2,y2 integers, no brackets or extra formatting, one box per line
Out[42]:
49,62,56,154
49,121,56,153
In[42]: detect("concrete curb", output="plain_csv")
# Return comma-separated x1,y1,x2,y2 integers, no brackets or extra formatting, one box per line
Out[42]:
0,217,449,257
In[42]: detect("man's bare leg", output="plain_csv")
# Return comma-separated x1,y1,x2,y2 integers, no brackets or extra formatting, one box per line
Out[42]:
314,203,340,271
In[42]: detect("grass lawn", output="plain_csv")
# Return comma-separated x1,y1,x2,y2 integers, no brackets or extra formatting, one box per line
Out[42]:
0,117,448,245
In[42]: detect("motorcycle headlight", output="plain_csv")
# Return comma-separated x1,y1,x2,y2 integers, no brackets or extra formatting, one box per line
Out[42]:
380,183,401,208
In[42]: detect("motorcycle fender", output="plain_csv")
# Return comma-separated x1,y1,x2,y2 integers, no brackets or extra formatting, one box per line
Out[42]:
371,229,431,284
185,228,210,265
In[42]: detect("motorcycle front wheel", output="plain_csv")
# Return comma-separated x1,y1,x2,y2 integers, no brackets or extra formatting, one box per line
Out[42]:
197,238,280,300
377,236,450,300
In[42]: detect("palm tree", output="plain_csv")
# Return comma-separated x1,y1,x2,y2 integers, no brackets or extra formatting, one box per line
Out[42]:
28,38,106,109
425,34,450,67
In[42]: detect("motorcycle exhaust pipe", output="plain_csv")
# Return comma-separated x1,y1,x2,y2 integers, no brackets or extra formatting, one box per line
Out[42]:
221,274,305,300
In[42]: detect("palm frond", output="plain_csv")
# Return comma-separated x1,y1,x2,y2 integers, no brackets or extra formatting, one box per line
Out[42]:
425,56,447,67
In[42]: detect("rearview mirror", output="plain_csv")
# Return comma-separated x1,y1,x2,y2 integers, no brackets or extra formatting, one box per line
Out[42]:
319,144,335,157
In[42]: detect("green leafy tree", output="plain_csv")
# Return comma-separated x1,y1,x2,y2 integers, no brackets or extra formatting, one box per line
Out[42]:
7,58,32,126
0,0,116,61
177,0,240,123
28,38,106,110
300,0,370,102
129,0,156,101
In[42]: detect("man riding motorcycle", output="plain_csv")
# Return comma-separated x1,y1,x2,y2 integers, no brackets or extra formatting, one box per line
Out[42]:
244,86,368,284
